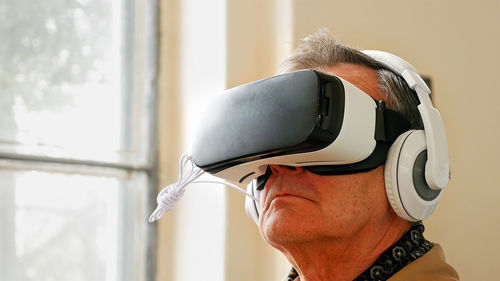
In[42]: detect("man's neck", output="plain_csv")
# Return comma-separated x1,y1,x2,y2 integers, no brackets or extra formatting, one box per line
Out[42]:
277,213,411,281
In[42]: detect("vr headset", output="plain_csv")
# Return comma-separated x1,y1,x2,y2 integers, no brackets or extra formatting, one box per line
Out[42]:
192,69,411,184
188,50,450,222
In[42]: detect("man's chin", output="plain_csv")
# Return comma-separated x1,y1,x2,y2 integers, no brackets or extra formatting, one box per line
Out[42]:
259,209,317,245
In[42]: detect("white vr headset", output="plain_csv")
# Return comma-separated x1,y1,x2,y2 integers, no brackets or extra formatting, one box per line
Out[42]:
191,50,450,222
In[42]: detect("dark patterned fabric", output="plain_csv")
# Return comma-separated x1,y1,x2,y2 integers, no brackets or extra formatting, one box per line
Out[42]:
286,223,432,281
286,267,299,281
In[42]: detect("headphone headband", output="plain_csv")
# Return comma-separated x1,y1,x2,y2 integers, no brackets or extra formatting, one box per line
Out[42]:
362,50,449,190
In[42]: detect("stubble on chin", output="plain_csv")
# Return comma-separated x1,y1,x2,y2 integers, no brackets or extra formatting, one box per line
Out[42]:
259,210,296,248
259,203,320,248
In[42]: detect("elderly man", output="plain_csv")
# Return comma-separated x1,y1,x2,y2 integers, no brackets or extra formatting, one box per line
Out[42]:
252,30,460,281
150,29,460,281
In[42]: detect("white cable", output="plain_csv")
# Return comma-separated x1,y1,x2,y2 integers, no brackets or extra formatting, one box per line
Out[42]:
193,180,258,201
148,154,259,223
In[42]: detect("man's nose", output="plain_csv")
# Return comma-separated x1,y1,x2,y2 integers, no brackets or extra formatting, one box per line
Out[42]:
269,165,304,175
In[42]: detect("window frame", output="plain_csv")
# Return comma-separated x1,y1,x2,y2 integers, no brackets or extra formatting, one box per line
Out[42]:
0,0,159,279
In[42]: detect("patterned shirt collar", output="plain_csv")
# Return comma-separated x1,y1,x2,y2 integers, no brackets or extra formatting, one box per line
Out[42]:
286,223,432,281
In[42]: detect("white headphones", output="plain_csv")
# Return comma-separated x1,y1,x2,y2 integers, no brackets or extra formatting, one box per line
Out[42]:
245,50,450,223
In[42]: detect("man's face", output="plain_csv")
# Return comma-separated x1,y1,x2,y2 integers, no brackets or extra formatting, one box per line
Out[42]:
258,63,393,247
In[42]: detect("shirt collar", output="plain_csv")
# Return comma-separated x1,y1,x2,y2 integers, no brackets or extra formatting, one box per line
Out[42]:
285,223,433,281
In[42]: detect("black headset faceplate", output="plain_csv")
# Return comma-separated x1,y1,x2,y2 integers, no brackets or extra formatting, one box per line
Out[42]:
192,70,346,174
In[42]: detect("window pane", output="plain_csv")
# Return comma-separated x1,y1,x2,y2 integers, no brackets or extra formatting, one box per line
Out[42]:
0,161,150,281
0,0,149,165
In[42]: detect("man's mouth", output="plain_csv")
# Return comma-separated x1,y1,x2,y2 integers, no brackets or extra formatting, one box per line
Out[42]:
265,191,315,211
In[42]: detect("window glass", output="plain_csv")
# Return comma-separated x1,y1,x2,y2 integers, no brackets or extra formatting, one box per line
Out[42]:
0,0,156,280
0,0,146,164
0,163,149,281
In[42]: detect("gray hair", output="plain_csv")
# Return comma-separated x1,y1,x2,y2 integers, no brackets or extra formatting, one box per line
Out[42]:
279,29,424,129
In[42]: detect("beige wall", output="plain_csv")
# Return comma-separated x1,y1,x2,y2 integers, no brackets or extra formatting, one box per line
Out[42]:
156,0,182,280
157,0,500,280
157,0,291,280
291,1,500,280
224,2,293,280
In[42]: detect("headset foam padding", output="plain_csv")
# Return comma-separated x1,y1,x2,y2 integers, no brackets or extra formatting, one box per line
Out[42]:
385,130,442,221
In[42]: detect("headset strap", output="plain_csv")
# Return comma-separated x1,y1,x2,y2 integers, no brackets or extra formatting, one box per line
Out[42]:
305,104,412,176
375,101,413,143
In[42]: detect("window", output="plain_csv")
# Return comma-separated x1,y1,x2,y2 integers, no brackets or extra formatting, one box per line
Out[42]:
0,0,157,280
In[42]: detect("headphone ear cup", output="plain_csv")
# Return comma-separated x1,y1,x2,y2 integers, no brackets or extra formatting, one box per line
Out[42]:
245,180,260,224
385,130,443,221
